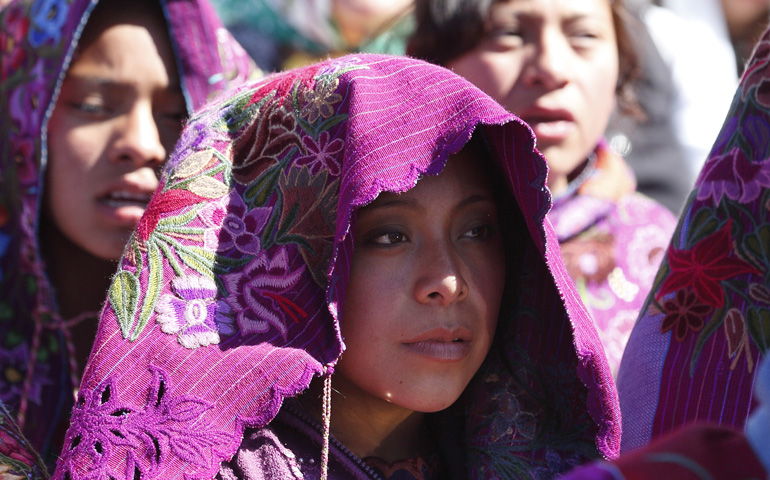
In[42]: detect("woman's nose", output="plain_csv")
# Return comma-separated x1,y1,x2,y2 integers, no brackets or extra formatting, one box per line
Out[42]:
111,104,166,167
521,32,570,90
413,243,469,306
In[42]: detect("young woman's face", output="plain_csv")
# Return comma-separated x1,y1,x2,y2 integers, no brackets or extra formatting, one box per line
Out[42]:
447,0,618,194
46,7,185,260
338,148,506,415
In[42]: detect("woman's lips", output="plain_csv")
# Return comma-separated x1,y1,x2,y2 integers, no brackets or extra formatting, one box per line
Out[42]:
520,107,576,143
403,339,472,362
402,327,473,362
97,190,154,225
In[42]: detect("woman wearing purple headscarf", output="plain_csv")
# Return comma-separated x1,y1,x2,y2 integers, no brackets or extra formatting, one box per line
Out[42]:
52,54,621,480
0,0,256,466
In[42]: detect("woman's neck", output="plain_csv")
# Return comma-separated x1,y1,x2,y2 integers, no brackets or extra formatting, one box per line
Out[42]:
301,376,426,462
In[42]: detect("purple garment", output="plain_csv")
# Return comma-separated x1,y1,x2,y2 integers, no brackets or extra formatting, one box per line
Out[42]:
54,54,620,480
0,0,256,464
550,146,677,373
617,27,770,452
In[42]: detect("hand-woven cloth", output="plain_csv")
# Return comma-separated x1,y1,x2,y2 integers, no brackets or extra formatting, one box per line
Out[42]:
0,0,257,462
54,53,619,480
617,26,770,451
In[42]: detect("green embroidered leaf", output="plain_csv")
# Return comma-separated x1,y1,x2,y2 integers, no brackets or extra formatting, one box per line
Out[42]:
133,244,164,341
747,307,770,354
176,246,217,277
244,161,284,206
744,225,770,268
110,270,140,339
690,306,725,377
685,207,720,248
174,149,215,179
188,176,229,199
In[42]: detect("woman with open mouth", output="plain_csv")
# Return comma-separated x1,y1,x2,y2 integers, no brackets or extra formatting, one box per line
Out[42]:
0,0,256,469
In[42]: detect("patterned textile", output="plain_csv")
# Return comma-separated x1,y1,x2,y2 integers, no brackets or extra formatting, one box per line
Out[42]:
0,402,47,480
0,0,256,464
562,424,766,480
53,54,620,480
617,26,770,451
551,145,676,373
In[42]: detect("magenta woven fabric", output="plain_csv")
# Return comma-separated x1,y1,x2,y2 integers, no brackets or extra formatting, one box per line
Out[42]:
617,27,770,452
0,0,256,461
54,54,619,480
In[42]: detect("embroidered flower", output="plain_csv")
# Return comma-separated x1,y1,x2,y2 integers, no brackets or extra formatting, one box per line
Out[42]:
294,132,344,176
696,146,770,205
300,78,342,123
724,308,754,372
231,101,301,185
60,368,234,478
222,247,307,339
156,276,234,349
0,427,36,466
198,192,272,255
560,233,615,284
28,0,68,48
0,6,30,83
742,37,770,108
657,220,761,308
660,289,712,341
0,343,46,405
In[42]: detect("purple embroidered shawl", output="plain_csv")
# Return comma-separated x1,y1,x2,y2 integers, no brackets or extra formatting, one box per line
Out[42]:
551,146,676,373
617,27,770,451
0,0,256,461
53,54,620,480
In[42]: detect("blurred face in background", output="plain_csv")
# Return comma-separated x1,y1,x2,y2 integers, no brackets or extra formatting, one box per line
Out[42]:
46,1,186,260
447,0,619,195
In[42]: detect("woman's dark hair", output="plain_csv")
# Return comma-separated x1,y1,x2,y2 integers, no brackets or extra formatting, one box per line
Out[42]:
408,0,644,118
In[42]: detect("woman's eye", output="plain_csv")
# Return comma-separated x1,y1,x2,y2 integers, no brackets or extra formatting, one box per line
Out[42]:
72,101,108,115
462,224,494,240
371,231,407,246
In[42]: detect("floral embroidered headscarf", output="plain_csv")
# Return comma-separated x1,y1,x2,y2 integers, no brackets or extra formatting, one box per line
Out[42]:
0,0,257,462
54,54,619,480
617,27,770,451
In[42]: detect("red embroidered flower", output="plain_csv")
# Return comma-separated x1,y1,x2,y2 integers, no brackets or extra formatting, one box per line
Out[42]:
657,220,760,308
660,289,712,341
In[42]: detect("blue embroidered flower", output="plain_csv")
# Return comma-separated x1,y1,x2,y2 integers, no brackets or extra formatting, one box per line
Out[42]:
156,276,235,349
28,0,68,48
198,192,272,255
222,247,306,339
0,343,48,405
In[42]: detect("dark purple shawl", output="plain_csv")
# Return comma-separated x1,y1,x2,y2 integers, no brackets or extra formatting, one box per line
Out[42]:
0,0,256,461
618,27,770,451
53,54,619,480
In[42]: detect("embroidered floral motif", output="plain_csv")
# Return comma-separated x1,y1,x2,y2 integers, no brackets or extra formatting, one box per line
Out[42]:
0,343,48,406
199,192,272,255
28,0,68,48
278,167,338,288
697,146,770,205
59,367,234,479
156,276,235,349
724,308,755,372
657,220,760,308
0,7,30,83
231,100,301,185
295,131,344,176
660,289,712,342
741,37,770,107
222,247,306,339
299,77,342,123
